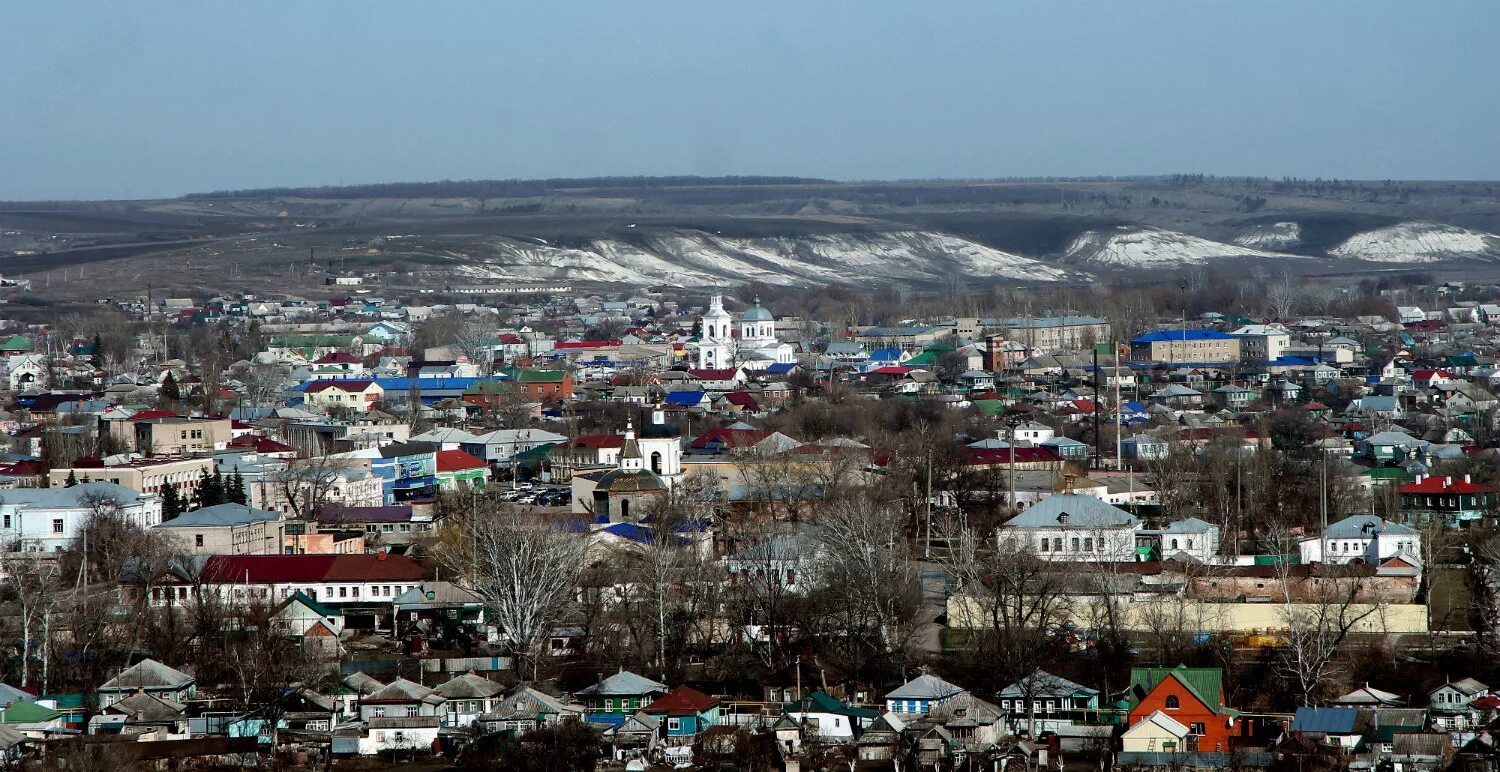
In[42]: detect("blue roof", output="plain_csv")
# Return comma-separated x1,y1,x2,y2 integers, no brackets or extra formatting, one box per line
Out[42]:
665,391,706,406
868,348,903,361
1290,706,1361,734
1131,329,1235,343
764,362,798,374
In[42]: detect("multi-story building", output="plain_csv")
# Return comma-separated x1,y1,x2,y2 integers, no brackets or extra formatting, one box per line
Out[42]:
1129,329,1240,365
47,456,215,497
1397,474,1498,527
153,503,286,555
981,316,1111,356
128,417,233,455
131,553,428,609
1229,324,1291,363
0,482,162,552
998,493,1141,562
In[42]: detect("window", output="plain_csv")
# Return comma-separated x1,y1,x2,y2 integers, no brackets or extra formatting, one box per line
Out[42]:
1,514,9,529
1039,539,1049,552
1070,538,1079,551
1052,537,1062,552
52,519,64,534
667,718,682,732
1084,538,1094,552
195,534,204,547
1165,695,1180,709
339,587,348,598
373,706,385,718
1190,722,1205,735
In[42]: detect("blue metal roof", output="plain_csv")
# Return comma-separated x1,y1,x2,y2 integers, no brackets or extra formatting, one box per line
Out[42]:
665,391,705,406
1131,329,1235,343
1290,706,1360,734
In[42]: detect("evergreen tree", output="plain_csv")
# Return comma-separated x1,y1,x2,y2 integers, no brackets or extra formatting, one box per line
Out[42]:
64,470,78,487
90,333,105,370
196,469,224,508
161,482,183,520
160,371,181,401
227,471,247,505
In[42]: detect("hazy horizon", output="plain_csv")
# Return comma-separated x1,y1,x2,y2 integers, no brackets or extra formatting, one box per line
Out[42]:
4,1,1497,200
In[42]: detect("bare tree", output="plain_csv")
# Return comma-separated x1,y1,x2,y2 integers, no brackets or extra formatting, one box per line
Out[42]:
266,456,346,518
0,548,63,689
1266,523,1385,706
434,497,588,679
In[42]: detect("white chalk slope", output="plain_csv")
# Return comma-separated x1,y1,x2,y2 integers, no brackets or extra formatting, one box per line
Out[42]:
1233,222,1302,250
448,229,1071,286
1329,222,1500,263
1064,227,1304,268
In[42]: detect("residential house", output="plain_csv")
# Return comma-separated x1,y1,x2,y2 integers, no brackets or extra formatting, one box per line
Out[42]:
1429,678,1490,730
302,380,384,413
885,672,967,716
997,670,1101,736
358,678,445,721
781,691,878,741
1125,666,1247,753
576,671,668,723
998,494,1141,562
641,686,720,745
96,659,196,708
1297,515,1421,565
1398,474,1497,527
481,686,584,735
434,673,504,728
0,482,162,552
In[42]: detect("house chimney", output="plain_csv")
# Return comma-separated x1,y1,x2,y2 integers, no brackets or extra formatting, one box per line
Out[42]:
1465,474,1472,484
1446,476,1454,487
376,551,388,561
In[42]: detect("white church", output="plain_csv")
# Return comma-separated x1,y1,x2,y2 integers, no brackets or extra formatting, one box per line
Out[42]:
696,295,796,371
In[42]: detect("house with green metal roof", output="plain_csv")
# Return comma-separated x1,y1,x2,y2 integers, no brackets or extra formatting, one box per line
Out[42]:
0,699,62,734
0,336,33,354
782,691,879,741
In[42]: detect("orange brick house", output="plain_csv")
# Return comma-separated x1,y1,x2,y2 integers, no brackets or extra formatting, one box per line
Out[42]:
1125,666,1251,752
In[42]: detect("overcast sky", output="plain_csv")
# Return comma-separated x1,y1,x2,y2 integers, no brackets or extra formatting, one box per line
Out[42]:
3,1,1497,200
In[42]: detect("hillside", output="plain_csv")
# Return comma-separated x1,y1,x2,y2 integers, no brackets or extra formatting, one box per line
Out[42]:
4,176,1500,299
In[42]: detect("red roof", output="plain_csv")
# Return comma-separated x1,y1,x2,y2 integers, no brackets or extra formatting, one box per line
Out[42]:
436,449,487,472
1412,369,1454,380
184,554,427,584
723,392,760,409
554,340,621,349
303,379,377,393
227,435,296,453
690,427,773,450
570,434,625,449
964,447,1062,466
1397,475,1496,494
868,366,915,375
498,333,525,345
643,686,719,716
314,352,363,364
127,410,180,421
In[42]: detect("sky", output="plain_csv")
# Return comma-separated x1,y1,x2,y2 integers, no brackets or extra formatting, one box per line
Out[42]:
2,1,1497,200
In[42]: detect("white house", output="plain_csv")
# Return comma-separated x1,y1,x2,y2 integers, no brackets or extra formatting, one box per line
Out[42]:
1297,515,1421,565
1121,710,1190,753
0,483,161,553
999,494,1141,562
2,354,48,391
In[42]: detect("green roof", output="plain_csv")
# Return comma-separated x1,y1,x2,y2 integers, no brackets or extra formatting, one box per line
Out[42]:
504,368,568,383
1363,467,1415,481
516,442,557,461
1127,666,1234,715
783,691,879,720
0,700,59,724
38,693,85,711
0,336,32,352
271,335,358,347
973,399,1006,416
281,590,341,618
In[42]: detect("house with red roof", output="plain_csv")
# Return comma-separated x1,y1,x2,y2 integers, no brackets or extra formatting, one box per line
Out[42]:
435,449,488,491
302,379,383,412
132,554,429,617
642,686,721,743
1398,473,1497,527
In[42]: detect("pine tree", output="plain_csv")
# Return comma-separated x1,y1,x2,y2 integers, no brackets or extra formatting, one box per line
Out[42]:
227,471,247,505
64,470,78,487
161,482,183,520
161,371,181,401
90,333,105,370
196,469,224,509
